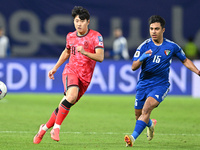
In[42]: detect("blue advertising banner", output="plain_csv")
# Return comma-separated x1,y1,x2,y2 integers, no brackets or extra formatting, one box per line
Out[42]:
0,58,198,96
1,0,200,57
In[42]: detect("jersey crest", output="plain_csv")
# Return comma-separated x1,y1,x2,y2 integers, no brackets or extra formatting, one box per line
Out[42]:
84,41,89,49
164,50,171,56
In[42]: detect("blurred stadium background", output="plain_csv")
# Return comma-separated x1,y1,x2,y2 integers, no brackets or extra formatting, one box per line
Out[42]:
0,0,200,97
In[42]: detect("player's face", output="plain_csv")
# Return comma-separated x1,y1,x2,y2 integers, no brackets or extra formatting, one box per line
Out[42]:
74,15,90,35
149,22,165,44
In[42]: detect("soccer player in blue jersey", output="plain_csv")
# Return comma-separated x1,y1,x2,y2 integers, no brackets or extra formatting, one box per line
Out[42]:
124,15,200,147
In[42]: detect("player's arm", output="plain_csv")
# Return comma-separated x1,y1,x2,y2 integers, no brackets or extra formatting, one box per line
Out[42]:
48,48,70,80
182,58,200,76
77,46,104,62
132,60,143,71
132,49,152,71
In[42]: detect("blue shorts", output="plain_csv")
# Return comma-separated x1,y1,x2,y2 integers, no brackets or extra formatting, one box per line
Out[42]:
134,85,170,109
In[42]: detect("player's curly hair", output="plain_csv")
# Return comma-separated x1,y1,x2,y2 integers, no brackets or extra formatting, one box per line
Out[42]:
148,15,166,28
72,6,90,20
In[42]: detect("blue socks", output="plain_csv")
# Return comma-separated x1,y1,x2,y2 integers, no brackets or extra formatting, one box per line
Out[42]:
131,120,147,140
147,119,152,127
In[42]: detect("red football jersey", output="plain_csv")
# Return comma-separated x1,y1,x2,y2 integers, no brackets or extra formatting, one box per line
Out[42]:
63,29,104,82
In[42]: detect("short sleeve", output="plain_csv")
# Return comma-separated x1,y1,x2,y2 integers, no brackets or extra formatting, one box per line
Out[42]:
174,44,187,61
132,45,146,61
94,32,104,49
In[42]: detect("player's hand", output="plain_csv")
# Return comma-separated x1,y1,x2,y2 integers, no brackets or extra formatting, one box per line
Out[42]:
48,69,57,80
77,46,86,55
139,49,152,62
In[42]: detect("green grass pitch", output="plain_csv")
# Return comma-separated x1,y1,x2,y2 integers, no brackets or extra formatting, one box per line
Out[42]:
0,94,200,150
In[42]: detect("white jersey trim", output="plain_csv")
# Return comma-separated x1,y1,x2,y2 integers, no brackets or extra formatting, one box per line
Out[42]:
137,38,151,50
165,38,181,49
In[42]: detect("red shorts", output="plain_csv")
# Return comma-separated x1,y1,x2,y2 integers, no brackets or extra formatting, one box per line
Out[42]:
62,73,90,102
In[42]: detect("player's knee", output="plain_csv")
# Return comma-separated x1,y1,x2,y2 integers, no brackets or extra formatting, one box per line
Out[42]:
65,94,78,104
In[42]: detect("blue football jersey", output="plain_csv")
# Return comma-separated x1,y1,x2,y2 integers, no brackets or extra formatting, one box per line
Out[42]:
132,38,186,90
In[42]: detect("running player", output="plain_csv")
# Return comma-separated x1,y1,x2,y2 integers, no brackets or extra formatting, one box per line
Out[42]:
33,6,104,144
124,15,200,147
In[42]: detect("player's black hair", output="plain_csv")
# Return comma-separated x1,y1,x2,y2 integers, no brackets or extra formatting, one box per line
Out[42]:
148,15,166,28
72,6,90,21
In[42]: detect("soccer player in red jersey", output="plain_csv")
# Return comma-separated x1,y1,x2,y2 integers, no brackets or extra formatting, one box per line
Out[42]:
33,6,104,144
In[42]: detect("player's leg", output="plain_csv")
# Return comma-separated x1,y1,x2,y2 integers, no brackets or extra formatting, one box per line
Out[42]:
33,104,60,144
146,86,169,140
139,97,159,141
42,96,66,131
130,85,169,143
54,86,78,126
45,107,59,129
138,96,159,123
50,86,78,141
50,73,79,141
51,77,90,142
125,96,159,146
135,99,155,135
124,89,146,147
135,109,157,141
